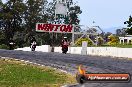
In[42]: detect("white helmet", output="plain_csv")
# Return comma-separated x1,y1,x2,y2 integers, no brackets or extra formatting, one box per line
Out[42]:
64,37,67,39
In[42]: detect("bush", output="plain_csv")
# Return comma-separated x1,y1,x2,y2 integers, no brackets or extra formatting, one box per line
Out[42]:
0,44,9,49
97,37,104,46
75,38,93,46
107,35,119,45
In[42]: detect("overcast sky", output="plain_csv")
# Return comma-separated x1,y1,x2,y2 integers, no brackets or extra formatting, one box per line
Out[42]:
77,0,132,29
2,0,132,32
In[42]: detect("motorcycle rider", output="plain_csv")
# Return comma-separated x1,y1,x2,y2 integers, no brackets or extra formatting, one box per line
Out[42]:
61,37,69,54
30,36,37,51
9,38,15,50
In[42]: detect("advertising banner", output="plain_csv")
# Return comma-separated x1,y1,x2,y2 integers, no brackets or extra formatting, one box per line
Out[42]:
36,23,74,33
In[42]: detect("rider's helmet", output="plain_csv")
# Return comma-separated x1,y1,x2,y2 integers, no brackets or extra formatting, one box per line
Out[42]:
64,37,67,39
63,36,67,41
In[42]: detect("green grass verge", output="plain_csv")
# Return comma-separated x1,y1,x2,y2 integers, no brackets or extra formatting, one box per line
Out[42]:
115,44,132,48
0,58,76,87
73,44,132,48
74,44,132,48
95,44,132,48
94,44,132,48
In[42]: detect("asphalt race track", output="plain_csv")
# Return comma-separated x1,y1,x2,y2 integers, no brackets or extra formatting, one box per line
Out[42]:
0,49,132,87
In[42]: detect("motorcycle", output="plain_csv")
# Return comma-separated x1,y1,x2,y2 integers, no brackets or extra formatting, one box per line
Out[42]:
61,37,69,54
31,45,36,51
31,41,36,51
9,42,15,50
62,45,68,54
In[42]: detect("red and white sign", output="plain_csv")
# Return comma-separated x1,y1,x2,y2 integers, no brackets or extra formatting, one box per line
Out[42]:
36,23,74,33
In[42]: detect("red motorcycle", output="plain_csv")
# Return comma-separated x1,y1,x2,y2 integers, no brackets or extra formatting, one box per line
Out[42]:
61,37,69,54
62,45,68,54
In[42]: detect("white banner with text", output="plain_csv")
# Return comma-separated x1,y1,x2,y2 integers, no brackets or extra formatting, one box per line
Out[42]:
36,23,74,33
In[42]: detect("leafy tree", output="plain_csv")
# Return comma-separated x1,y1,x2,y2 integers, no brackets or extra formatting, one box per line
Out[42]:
0,5,3,25
103,32,112,42
0,0,2,10
97,37,104,46
124,16,132,35
24,0,44,35
40,0,82,46
0,0,26,45
24,0,55,46
68,5,82,25
0,0,5,44
46,0,82,25
116,28,127,36
0,0,82,48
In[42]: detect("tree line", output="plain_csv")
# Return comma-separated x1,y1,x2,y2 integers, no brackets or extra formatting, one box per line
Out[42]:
0,0,82,48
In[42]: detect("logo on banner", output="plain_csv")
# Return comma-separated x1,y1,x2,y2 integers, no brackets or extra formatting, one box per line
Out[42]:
36,23,73,33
